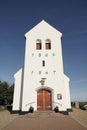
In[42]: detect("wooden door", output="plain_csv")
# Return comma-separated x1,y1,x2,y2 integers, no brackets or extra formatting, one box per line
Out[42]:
37,89,51,110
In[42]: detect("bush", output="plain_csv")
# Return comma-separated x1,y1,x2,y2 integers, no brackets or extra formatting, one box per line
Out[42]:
54,106,59,112
71,102,75,108
84,104,87,110
79,102,87,110
29,106,34,113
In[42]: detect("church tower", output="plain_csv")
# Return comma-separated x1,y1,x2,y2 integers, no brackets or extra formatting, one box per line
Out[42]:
13,20,71,113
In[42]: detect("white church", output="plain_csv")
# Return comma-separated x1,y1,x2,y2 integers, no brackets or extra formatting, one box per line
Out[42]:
12,20,71,114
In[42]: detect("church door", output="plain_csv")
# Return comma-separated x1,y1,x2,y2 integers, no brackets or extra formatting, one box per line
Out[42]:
37,89,51,110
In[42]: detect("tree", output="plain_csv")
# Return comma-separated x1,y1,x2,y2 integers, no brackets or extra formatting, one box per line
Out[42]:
0,81,9,98
0,81,14,105
7,84,14,104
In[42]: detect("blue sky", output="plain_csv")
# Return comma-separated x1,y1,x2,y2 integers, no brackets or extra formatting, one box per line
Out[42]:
0,0,87,101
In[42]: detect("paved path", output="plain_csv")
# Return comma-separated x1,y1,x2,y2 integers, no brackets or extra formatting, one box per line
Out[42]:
0,110,18,130
0,109,87,130
69,108,87,128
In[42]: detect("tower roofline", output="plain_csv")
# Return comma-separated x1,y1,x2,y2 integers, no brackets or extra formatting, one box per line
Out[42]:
25,20,62,38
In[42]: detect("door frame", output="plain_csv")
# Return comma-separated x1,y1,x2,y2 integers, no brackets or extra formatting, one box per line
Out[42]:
36,87,53,111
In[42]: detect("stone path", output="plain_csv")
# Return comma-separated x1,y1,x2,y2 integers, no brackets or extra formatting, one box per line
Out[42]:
0,109,87,130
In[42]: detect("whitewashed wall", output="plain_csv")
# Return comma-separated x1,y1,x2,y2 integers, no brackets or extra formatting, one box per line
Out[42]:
12,68,23,110
13,20,71,112
21,20,71,111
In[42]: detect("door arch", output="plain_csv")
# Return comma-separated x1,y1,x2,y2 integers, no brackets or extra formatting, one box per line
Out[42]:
37,89,52,110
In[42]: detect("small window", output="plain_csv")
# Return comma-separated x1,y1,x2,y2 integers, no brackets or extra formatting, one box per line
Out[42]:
45,43,51,49
42,60,45,66
36,39,42,50
36,43,41,50
45,39,51,49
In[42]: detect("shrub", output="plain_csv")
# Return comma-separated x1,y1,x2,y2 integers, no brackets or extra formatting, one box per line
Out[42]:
29,106,34,113
79,102,87,110
54,106,59,112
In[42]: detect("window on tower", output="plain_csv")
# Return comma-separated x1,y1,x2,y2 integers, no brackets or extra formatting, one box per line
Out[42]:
42,60,45,67
36,39,42,50
45,39,51,49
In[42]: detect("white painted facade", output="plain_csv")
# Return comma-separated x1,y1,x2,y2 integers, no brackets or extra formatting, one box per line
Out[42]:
12,20,71,112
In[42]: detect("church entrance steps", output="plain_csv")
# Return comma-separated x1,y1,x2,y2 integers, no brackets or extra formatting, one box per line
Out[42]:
26,111,65,118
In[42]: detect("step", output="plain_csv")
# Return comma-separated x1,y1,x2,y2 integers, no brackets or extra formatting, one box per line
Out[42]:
26,111,65,118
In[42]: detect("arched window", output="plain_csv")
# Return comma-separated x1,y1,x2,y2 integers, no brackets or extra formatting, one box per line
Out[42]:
36,39,42,50
45,39,51,49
